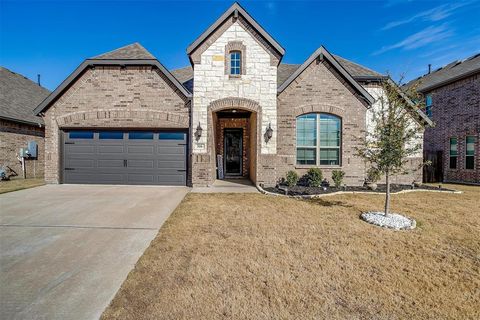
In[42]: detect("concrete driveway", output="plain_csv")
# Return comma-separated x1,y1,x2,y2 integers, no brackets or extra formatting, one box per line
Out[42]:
0,184,189,320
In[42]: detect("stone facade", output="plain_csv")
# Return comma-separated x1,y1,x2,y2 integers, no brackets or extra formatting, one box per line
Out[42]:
191,19,277,186
0,119,45,178
43,66,190,184
423,74,480,184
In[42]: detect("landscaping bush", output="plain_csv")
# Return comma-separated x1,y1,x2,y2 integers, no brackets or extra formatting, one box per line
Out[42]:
331,170,345,188
307,168,323,187
285,170,299,187
366,167,381,183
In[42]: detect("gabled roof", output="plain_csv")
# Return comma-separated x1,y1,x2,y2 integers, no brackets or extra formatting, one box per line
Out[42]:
186,2,285,58
92,42,156,60
405,52,480,92
170,57,385,94
0,67,50,126
385,78,433,127
277,46,375,105
333,55,385,80
34,43,191,115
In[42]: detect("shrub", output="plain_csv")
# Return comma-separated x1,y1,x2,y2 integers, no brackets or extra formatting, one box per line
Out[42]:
331,170,345,188
285,170,299,187
307,168,323,187
366,167,381,183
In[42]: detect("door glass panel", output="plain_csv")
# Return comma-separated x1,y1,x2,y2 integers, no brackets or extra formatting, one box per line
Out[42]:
224,130,242,175
99,131,124,139
69,131,94,139
129,132,153,140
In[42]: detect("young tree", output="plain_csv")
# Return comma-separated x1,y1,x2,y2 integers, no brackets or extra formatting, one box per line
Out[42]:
356,78,428,216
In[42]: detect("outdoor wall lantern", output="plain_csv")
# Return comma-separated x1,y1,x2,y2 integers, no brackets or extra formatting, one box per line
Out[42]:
265,123,273,142
195,122,203,140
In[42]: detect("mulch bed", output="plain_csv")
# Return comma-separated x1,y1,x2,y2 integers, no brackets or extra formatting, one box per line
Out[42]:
264,183,454,196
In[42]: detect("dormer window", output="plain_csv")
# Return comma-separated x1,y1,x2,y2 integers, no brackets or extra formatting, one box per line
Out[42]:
230,51,241,75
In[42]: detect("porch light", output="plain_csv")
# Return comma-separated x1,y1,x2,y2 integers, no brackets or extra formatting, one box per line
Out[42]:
265,123,273,141
195,122,203,140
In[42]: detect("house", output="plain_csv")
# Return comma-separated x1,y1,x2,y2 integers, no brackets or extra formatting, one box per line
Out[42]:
406,54,480,184
34,2,430,187
0,67,50,178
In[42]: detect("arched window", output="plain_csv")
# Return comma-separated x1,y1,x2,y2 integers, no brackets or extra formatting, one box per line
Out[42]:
230,51,241,75
296,113,341,166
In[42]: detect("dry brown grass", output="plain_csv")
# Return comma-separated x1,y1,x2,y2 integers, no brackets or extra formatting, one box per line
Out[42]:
0,178,45,194
102,184,480,320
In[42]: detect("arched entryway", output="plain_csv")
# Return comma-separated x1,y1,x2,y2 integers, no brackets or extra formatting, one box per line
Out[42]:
208,98,261,184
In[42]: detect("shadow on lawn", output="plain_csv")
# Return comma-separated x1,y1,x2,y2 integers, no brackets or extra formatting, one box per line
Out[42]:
307,198,353,208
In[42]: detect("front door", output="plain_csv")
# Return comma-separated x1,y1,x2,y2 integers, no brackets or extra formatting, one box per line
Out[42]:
224,129,242,176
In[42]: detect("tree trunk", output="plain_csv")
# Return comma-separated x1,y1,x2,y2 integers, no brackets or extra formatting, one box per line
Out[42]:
385,170,390,216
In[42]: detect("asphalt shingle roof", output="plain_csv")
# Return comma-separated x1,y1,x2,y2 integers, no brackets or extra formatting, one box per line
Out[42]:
92,43,156,60
405,53,480,92
0,67,50,126
170,54,384,93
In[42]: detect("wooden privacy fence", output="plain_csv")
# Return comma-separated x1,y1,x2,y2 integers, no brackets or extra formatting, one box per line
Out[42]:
423,150,443,183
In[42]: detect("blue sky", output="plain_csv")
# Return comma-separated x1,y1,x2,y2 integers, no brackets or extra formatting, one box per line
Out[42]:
1,0,479,91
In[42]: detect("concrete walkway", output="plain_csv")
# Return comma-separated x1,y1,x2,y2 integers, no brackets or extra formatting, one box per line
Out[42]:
191,178,259,193
0,184,189,320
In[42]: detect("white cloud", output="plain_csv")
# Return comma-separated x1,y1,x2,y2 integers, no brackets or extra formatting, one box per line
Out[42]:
373,24,454,55
382,2,473,30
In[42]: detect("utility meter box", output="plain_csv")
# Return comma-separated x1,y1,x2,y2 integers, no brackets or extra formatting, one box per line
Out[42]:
27,141,38,158
19,148,28,157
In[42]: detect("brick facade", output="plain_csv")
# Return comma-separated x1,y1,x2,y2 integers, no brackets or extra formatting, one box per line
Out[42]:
0,119,45,178
43,66,190,184
423,74,480,184
277,58,369,186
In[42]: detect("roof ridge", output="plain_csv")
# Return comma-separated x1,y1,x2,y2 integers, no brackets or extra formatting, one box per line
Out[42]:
92,42,156,60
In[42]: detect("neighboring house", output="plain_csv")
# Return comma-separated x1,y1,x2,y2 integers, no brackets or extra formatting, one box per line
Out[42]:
34,2,430,187
0,67,50,178
406,54,480,184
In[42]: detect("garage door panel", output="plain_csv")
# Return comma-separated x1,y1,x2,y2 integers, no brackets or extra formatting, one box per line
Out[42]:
157,160,186,169
97,159,124,168
98,145,125,153
63,130,187,185
64,172,125,184
65,159,95,169
127,160,155,168
65,145,96,154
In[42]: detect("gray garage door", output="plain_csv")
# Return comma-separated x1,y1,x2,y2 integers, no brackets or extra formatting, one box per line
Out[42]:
63,130,187,185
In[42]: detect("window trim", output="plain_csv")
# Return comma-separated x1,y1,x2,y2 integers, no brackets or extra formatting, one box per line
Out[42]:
465,135,475,170
296,113,342,167
225,41,246,77
230,51,241,75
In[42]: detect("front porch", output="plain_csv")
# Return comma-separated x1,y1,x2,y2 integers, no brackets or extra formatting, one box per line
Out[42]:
211,108,258,184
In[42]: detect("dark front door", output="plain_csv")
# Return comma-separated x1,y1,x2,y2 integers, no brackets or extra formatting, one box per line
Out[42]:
224,129,242,176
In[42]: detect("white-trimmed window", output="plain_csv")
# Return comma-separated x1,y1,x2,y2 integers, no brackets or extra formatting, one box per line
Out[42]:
296,113,341,166
230,51,241,75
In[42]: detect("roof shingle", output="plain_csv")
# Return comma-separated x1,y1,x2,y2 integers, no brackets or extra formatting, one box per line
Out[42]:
92,43,156,60
0,67,50,125
405,53,480,92
170,54,384,93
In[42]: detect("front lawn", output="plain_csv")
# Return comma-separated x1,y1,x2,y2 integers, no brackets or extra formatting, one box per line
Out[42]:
0,178,45,194
102,184,479,320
